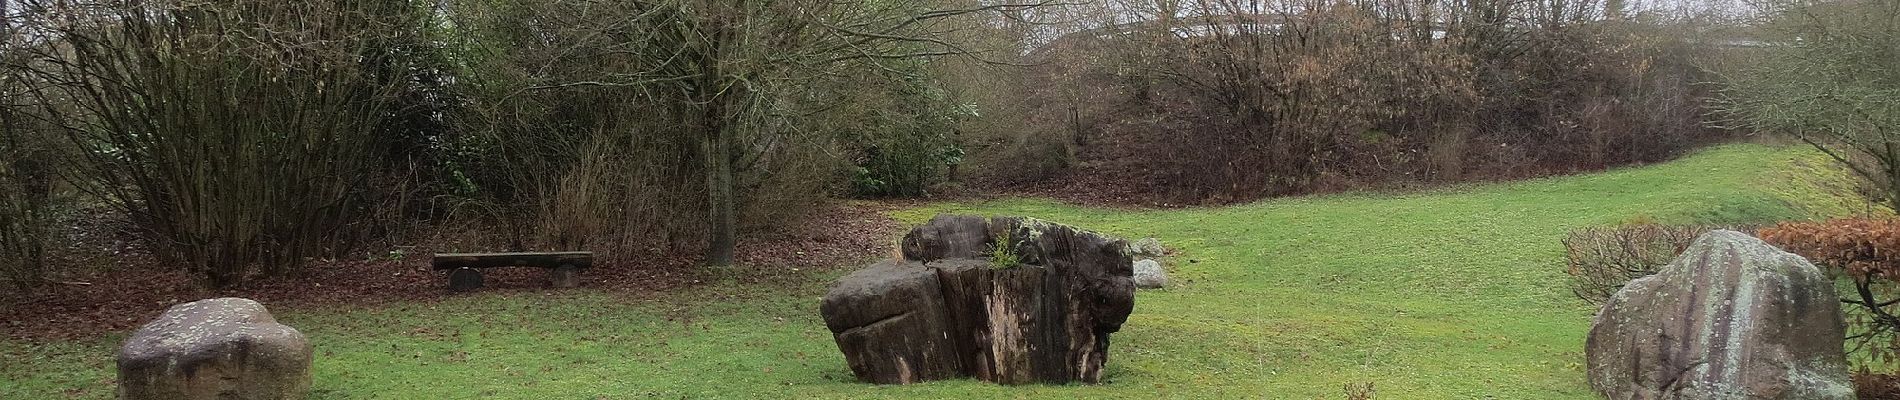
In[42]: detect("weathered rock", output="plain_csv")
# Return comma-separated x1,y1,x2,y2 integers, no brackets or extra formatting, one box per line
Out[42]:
819,259,963,383
897,214,994,262
822,214,1135,385
1129,237,1165,258
1585,230,1853,399
1132,259,1167,289
118,298,312,400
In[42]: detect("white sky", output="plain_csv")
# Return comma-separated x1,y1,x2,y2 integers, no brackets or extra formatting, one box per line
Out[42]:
1629,0,1758,19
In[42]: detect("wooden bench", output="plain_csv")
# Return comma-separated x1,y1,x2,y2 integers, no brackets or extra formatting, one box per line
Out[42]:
431,252,593,292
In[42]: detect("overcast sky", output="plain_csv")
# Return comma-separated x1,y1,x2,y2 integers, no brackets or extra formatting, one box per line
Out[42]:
1629,0,1759,18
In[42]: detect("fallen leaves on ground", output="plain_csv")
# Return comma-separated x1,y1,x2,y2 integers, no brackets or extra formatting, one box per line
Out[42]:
0,201,902,342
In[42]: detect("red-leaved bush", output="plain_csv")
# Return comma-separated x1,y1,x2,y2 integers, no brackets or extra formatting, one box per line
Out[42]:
1759,219,1900,366
1760,219,1900,281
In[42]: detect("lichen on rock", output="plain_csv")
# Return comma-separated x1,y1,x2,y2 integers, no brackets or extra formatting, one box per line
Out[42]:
1585,230,1853,399
118,297,312,400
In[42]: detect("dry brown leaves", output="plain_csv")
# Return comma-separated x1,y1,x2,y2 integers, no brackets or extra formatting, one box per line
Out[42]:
1759,219,1900,281
0,201,903,342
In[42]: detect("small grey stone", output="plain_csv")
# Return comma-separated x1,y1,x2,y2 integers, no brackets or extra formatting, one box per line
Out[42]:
1129,238,1165,258
1132,259,1167,289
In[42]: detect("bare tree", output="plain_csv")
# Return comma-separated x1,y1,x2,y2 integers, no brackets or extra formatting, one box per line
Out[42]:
1088,0,1479,196
1716,0,1900,211
456,0,1044,266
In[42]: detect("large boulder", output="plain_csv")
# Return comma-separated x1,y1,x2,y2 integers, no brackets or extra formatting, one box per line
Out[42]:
118,298,312,400
1585,230,1853,399
821,214,1135,385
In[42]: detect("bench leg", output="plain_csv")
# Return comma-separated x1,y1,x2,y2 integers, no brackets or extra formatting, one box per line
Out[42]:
550,265,581,288
448,267,484,292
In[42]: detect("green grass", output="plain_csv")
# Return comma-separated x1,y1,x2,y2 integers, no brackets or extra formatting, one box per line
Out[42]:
1,143,1879,399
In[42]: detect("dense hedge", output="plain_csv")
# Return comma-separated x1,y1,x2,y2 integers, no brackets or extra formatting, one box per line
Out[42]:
1760,219,1900,365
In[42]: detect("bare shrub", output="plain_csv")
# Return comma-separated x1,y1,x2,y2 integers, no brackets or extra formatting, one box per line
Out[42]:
1478,20,1725,174
1563,224,1752,305
996,0,1729,204
10,0,440,287
447,0,1026,265
0,130,52,291
0,55,52,290
1120,3,1480,198
0,0,51,291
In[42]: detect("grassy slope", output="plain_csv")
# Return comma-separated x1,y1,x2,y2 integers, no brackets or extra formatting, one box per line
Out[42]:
0,144,1877,399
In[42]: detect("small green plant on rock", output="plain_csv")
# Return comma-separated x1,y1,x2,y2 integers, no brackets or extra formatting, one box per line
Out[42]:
988,229,1021,270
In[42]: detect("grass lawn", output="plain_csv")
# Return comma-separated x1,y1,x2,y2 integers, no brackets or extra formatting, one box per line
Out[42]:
0,143,1878,399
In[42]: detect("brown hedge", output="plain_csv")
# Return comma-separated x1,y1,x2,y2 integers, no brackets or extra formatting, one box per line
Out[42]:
1759,219,1900,281
1759,219,1900,366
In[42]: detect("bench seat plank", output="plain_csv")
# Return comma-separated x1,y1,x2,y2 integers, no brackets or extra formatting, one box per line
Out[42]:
431,252,593,270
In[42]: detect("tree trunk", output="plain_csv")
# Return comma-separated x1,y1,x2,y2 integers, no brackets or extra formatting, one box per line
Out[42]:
703,97,737,267
1889,185,1900,215
1889,163,1900,214
1888,142,1900,213
821,215,1136,385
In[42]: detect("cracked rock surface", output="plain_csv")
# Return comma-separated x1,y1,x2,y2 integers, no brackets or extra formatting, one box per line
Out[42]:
820,214,1135,385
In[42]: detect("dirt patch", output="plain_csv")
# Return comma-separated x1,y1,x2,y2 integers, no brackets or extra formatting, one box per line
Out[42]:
1860,372,1900,400
0,201,905,342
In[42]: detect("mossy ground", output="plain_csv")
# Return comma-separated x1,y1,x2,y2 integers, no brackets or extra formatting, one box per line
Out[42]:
1,144,1879,399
